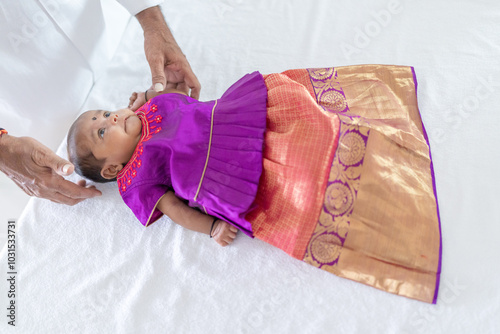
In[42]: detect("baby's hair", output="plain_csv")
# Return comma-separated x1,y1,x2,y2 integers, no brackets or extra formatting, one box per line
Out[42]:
67,113,116,183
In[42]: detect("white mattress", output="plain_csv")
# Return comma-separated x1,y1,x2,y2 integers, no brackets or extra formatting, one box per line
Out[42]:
1,0,499,332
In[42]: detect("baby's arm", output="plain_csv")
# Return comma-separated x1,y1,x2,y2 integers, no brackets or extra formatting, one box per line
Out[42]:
157,190,238,247
128,87,188,111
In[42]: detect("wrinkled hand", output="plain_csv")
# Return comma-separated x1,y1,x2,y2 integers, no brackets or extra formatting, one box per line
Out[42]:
0,135,101,205
128,91,147,111
137,6,201,99
211,220,238,247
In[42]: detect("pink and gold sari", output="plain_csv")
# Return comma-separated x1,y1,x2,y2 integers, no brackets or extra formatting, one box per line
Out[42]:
246,65,442,304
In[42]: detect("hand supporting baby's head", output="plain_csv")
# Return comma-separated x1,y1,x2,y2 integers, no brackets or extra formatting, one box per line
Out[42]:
67,108,142,183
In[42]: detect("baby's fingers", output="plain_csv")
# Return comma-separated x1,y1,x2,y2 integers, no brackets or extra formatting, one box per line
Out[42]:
128,92,138,103
224,232,236,244
226,230,237,239
218,239,230,247
222,237,234,246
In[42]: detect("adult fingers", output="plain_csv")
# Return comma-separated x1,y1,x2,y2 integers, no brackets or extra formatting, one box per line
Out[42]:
23,176,99,205
31,145,74,177
164,76,188,94
32,174,102,205
165,81,178,90
186,74,201,100
190,86,201,100
54,178,102,199
48,191,86,206
176,82,188,95
149,54,166,92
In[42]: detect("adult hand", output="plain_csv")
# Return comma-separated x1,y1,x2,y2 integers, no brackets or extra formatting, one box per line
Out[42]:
136,6,201,100
0,135,101,205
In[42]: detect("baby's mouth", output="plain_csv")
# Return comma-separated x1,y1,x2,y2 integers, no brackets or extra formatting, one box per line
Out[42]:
124,116,129,132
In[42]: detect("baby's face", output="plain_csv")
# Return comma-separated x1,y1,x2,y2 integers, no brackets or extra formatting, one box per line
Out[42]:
77,108,142,166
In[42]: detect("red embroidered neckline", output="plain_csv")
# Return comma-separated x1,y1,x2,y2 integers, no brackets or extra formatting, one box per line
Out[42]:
117,101,162,193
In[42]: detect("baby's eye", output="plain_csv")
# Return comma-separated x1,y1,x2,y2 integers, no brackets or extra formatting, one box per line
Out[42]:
98,128,105,138
104,111,111,118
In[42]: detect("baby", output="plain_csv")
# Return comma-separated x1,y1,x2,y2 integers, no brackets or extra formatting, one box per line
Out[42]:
67,67,442,303
67,85,242,247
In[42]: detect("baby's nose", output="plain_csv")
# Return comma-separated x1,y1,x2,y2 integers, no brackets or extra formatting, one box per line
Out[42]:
110,114,118,124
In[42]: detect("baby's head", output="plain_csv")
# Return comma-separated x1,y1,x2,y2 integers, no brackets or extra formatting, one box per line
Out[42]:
67,108,142,183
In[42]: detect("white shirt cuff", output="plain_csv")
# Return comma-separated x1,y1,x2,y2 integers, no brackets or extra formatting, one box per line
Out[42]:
117,0,164,16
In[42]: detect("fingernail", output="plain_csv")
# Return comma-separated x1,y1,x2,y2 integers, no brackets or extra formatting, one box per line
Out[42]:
154,83,164,92
62,164,71,174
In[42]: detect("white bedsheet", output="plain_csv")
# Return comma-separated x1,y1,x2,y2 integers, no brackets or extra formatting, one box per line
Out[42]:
1,0,499,332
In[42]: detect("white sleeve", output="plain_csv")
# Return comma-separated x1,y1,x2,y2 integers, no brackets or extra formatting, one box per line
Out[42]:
116,0,164,16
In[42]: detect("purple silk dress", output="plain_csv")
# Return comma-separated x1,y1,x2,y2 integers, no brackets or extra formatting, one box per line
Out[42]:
117,71,267,237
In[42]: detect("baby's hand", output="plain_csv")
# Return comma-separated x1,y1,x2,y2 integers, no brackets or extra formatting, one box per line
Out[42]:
128,91,147,111
211,220,238,247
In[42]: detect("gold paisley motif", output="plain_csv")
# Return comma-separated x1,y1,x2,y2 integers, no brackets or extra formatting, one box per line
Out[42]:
320,90,347,112
309,67,335,81
311,233,342,264
344,166,362,180
328,163,340,182
304,72,371,270
325,182,353,216
318,209,334,228
336,216,350,239
338,131,366,166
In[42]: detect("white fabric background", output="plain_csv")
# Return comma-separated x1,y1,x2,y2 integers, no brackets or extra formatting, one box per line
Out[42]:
1,0,499,333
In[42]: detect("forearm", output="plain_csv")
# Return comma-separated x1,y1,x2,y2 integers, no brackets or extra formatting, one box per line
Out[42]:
136,6,178,48
0,133,13,173
157,191,213,235
135,5,200,99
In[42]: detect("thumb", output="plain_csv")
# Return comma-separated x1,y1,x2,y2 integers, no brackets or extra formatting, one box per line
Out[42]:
51,156,74,177
57,162,75,176
150,57,166,92
35,148,74,176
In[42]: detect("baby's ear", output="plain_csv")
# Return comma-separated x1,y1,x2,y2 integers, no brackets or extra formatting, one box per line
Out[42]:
101,163,123,180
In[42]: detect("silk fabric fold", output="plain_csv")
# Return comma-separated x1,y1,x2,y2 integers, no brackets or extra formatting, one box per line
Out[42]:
247,65,441,303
